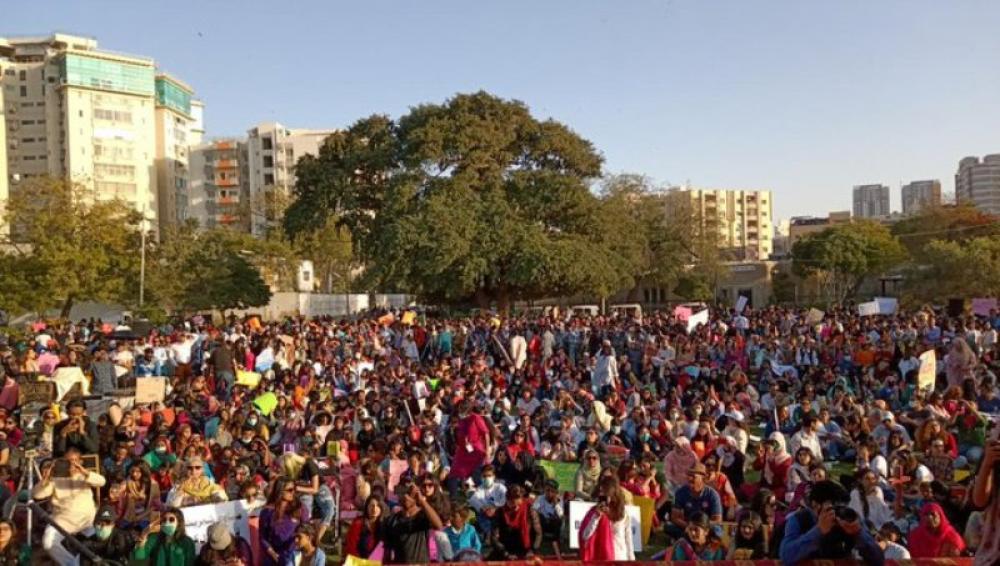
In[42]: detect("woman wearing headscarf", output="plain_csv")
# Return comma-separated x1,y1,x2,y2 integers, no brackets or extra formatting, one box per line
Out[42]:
574,449,602,501
750,432,792,502
663,437,698,494
909,502,966,558
946,338,976,389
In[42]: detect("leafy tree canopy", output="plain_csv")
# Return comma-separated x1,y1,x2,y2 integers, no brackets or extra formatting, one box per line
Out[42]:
0,177,142,317
903,236,1000,302
285,91,632,310
891,204,1000,261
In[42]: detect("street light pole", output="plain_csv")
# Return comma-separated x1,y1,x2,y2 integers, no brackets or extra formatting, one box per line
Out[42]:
139,204,147,308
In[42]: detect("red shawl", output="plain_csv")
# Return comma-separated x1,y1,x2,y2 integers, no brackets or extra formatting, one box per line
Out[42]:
579,505,614,561
502,500,532,550
909,503,966,558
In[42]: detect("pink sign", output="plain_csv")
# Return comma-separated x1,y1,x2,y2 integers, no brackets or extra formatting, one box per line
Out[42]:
673,306,692,322
972,298,997,316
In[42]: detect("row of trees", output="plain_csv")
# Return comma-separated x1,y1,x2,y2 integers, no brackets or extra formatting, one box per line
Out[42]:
790,204,1000,305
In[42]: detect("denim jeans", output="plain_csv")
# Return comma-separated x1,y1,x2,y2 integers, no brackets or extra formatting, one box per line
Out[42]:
300,484,336,525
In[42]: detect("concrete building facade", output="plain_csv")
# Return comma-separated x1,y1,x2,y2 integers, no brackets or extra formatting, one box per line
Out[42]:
0,33,200,236
673,188,774,260
901,179,942,215
852,184,891,218
788,211,851,246
245,122,336,236
188,138,248,231
956,155,1000,215
154,74,203,233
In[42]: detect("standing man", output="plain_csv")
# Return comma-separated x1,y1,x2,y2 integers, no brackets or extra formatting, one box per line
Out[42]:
592,340,618,396
212,338,236,402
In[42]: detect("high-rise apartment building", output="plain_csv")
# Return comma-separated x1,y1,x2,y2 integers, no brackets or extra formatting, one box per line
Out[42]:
246,122,336,236
188,138,248,231
901,179,941,215
154,74,203,233
956,155,1000,215
0,33,200,236
852,184,891,218
672,188,774,260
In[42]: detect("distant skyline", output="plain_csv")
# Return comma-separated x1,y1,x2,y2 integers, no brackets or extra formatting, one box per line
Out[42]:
6,0,1000,219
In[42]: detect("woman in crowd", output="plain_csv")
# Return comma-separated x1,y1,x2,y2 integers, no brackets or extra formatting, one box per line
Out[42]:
669,511,725,561
579,476,633,561
132,507,197,566
344,495,385,559
908,502,967,558
259,478,311,566
490,484,541,560
574,449,602,501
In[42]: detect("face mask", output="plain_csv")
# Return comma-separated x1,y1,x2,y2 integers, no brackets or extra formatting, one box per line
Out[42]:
155,446,167,454
482,477,495,488
612,426,621,434
96,525,113,540
423,436,434,446
641,434,651,442
161,523,177,537
247,418,258,426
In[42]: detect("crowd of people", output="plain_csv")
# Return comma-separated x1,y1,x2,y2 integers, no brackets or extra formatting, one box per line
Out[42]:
0,302,998,565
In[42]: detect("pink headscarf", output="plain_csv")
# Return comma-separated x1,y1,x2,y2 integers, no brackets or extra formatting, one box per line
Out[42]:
664,436,698,487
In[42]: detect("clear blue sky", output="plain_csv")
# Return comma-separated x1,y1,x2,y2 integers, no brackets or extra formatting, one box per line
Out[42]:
7,1,1000,219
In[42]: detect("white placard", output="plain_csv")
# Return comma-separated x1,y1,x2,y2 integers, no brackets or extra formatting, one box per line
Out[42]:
857,301,879,316
180,499,253,552
568,501,642,552
735,296,748,314
918,349,937,392
686,309,709,333
875,297,898,315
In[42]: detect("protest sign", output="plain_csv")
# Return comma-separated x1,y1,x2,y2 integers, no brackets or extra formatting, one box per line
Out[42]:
181,500,252,552
806,308,825,325
875,297,898,315
918,349,936,392
377,313,395,326
858,301,879,316
673,305,692,322
17,381,55,406
134,377,166,404
568,501,642,551
686,309,709,333
401,311,416,325
235,369,262,389
632,495,655,545
972,298,997,317
252,392,278,416
735,295,748,314
539,460,578,492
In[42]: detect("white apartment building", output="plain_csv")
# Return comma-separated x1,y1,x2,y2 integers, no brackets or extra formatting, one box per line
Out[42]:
672,188,774,260
0,33,201,236
956,155,1000,215
245,122,336,236
154,73,203,232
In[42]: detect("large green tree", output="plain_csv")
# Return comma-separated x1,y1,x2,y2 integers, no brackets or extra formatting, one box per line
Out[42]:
791,221,907,304
146,222,271,314
284,91,633,311
904,236,1000,301
0,177,142,317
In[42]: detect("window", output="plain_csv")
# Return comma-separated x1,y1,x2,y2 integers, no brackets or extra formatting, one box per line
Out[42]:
264,173,275,185
19,86,26,97
18,70,25,81
3,69,13,76
263,155,273,168
94,163,136,179
21,120,34,125
93,108,133,123
261,136,273,150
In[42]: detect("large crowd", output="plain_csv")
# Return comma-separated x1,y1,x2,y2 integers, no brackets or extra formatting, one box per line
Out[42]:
0,303,998,565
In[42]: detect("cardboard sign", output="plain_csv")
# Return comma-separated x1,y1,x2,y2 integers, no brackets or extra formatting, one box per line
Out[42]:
972,298,997,317
858,301,879,316
17,381,55,406
134,377,166,404
235,370,261,389
918,349,937,392
180,499,252,552
686,309,709,333
806,308,825,325
632,495,656,545
401,311,416,326
377,313,395,326
568,501,642,551
539,460,578,492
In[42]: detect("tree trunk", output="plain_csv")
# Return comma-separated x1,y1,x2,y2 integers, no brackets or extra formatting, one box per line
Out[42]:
474,288,491,311
60,295,75,320
497,288,511,316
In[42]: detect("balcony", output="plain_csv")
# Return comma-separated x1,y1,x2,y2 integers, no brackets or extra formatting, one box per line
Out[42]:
217,196,239,205
215,177,239,187
214,141,235,150
214,159,238,169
